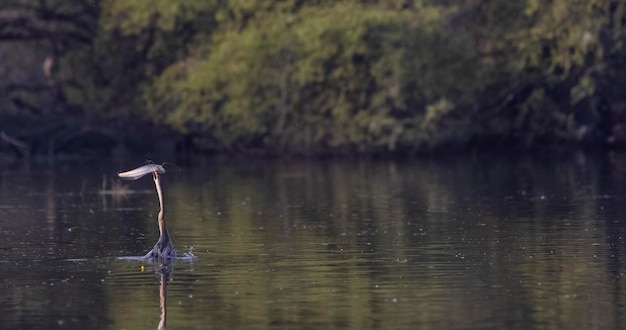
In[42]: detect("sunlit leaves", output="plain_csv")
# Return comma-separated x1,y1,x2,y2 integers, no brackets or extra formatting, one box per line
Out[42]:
101,0,218,34
143,2,482,152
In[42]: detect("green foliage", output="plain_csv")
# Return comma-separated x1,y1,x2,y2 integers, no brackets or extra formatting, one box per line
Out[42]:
144,2,484,152
138,0,626,153
5,0,626,154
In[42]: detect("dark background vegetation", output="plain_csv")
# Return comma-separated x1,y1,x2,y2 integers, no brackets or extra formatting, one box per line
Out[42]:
1,0,625,157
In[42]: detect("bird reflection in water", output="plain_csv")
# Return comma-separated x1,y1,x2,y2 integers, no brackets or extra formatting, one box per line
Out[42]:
157,266,170,330
136,263,173,330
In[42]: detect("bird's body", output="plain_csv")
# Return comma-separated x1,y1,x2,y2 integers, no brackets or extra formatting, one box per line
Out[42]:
118,163,177,261
145,230,177,260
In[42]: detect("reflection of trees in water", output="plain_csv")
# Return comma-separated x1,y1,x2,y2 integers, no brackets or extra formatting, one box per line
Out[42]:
595,152,626,328
4,157,626,328
158,157,626,328
0,169,111,328
98,174,132,212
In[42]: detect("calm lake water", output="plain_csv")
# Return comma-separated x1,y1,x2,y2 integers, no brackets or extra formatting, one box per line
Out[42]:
2,154,626,329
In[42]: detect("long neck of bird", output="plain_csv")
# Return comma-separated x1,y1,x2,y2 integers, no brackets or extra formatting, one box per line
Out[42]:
153,171,167,239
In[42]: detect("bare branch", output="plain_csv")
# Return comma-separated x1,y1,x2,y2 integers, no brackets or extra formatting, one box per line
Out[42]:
0,131,30,157
0,7,94,46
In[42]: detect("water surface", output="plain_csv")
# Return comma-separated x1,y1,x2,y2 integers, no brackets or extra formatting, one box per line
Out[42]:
1,155,626,329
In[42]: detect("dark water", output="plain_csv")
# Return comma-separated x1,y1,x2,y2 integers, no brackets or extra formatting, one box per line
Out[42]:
2,154,626,329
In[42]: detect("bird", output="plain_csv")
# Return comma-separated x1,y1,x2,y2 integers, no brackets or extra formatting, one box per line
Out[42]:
118,163,177,261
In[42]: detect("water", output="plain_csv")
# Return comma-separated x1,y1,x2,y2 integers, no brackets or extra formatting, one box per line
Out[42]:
1,154,626,329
